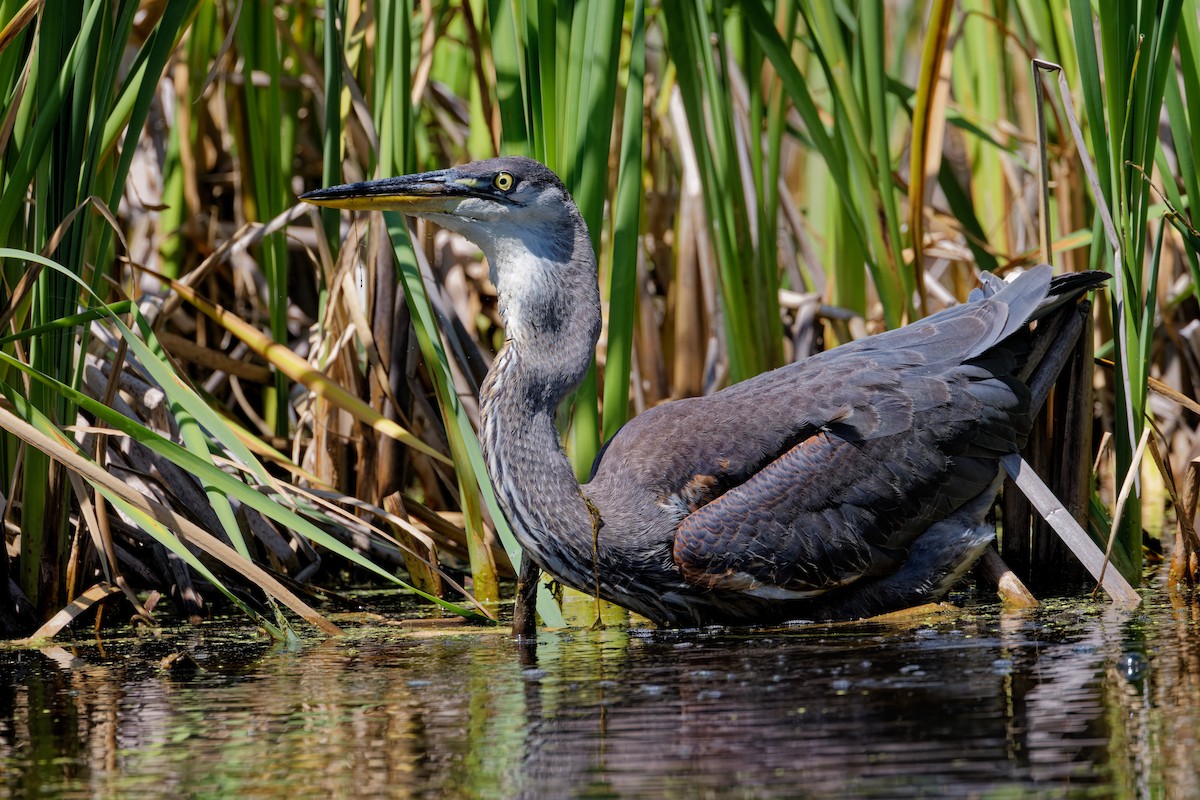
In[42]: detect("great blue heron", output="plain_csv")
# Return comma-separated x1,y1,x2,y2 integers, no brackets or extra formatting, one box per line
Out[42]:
302,156,1105,627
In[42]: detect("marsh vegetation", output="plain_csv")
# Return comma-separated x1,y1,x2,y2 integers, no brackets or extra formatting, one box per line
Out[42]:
0,1,1196,638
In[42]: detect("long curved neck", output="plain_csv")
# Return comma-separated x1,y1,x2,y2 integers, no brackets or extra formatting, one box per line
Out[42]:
478,211,602,590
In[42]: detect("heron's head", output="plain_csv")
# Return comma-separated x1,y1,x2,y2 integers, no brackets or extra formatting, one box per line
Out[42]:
301,156,584,270
303,157,598,353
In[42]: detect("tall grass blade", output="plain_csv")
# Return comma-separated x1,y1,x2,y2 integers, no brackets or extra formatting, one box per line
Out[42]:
908,0,954,316
234,1,292,437
386,214,502,605
601,0,645,442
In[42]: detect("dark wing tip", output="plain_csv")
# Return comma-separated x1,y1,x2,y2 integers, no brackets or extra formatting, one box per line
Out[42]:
1045,269,1110,298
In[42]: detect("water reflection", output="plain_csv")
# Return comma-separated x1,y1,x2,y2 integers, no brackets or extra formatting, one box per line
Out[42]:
3,595,1200,798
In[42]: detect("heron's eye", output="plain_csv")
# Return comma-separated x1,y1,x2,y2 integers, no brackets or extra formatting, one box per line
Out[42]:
493,172,515,192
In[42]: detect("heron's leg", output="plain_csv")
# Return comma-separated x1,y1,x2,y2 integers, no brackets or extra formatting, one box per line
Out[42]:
512,554,541,637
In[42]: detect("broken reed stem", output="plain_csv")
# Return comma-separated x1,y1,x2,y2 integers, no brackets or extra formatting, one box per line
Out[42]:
1031,60,1054,268
1001,453,1141,608
977,547,1039,608
1147,435,1200,587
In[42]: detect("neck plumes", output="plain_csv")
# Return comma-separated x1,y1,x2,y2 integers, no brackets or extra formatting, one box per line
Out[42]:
477,210,603,591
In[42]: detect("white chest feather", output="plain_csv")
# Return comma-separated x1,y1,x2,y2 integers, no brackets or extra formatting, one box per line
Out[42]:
489,248,561,338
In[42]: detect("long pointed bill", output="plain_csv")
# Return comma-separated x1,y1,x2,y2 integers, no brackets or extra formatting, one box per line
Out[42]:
300,170,478,213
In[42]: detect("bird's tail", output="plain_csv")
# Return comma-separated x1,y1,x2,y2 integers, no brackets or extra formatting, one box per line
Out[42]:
969,266,1109,322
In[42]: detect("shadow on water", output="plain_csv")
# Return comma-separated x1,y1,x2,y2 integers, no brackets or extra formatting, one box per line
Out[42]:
3,587,1200,798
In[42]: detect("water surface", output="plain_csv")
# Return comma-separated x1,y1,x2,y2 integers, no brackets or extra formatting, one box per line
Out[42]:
3,588,1200,798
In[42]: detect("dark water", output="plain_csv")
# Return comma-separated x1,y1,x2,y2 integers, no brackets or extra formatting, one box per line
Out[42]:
3,587,1200,799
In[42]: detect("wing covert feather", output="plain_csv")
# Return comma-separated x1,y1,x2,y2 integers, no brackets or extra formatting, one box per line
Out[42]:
586,268,1056,600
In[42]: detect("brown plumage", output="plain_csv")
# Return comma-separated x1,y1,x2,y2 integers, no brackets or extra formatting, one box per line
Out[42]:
303,157,1107,627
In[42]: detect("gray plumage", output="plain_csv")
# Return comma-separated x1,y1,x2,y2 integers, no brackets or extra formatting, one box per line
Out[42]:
302,156,1107,627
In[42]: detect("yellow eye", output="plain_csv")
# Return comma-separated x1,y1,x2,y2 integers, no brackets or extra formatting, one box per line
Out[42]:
493,172,515,192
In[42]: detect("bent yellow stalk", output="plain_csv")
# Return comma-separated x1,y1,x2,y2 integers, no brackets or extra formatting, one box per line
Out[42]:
0,402,341,636
153,265,451,466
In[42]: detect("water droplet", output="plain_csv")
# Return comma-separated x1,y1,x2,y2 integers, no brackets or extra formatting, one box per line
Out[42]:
1117,652,1149,682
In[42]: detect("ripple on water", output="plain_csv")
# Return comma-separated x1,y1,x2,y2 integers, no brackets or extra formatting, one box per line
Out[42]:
2,597,1199,798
